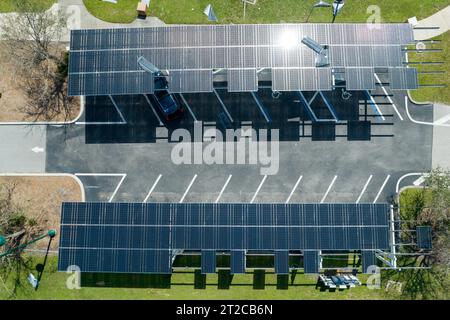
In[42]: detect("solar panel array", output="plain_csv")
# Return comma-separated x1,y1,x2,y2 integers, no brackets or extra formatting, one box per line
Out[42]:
201,250,216,274
272,68,333,91
228,69,258,92
388,68,419,90
416,226,432,250
361,251,377,274
168,70,213,93
230,250,246,274
346,68,376,90
274,250,289,274
68,24,416,96
303,251,320,274
59,202,390,274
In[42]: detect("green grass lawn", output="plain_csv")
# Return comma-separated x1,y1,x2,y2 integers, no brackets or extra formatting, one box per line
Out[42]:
82,0,449,24
0,0,55,12
0,256,394,300
409,31,450,105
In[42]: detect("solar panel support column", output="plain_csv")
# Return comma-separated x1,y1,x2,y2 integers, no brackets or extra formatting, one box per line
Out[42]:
319,92,339,121
303,251,320,274
201,250,217,274
297,91,318,122
274,251,289,275
362,251,377,274
230,251,246,274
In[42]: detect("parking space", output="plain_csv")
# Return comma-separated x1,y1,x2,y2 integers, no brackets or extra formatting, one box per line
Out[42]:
78,170,405,207
215,90,267,125
45,82,433,205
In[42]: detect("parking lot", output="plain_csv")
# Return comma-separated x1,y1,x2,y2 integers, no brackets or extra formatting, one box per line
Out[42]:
45,85,433,205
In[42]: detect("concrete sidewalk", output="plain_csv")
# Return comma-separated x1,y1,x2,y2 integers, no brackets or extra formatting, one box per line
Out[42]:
432,104,450,170
413,5,450,40
0,0,165,42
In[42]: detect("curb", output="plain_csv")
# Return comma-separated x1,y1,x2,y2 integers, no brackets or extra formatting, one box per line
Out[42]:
0,96,85,126
0,173,86,202
406,90,433,107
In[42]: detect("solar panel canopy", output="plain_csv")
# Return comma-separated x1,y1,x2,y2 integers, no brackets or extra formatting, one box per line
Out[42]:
303,251,320,274
58,202,390,274
416,226,432,250
68,24,417,96
346,68,376,90
388,68,419,90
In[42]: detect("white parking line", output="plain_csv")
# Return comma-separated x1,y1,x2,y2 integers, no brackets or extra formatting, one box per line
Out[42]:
179,93,198,122
143,174,162,203
366,91,386,121
215,174,232,203
250,175,267,204
373,175,391,203
251,92,271,123
108,95,127,123
285,175,303,204
213,89,234,123
74,173,126,202
179,174,198,203
374,73,404,121
143,94,164,126
108,174,127,202
356,175,373,203
320,175,337,204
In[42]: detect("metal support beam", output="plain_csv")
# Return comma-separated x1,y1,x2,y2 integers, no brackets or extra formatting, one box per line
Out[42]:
251,92,271,123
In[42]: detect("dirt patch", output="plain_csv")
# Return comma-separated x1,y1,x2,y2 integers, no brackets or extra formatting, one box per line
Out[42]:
0,176,82,250
0,42,80,122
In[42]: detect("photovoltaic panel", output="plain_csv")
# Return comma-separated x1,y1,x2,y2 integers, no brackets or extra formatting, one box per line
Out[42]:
303,251,320,274
362,251,377,274
227,69,258,92
58,203,390,274
68,72,154,96
201,250,216,274
388,68,419,90
416,226,432,250
68,24,416,96
272,68,333,91
230,250,246,274
168,70,213,93
274,251,289,274
346,67,376,91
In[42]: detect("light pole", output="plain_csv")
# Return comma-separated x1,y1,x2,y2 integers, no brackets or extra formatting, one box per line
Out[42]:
305,1,331,23
332,0,345,23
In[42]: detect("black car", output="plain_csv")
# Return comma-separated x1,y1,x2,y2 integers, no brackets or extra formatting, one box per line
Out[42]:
151,77,183,120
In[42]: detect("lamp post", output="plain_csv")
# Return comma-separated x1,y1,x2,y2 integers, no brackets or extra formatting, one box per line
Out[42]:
305,1,331,23
332,0,345,23
0,229,57,257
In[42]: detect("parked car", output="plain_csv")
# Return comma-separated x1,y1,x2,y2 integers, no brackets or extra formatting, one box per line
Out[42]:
152,77,184,120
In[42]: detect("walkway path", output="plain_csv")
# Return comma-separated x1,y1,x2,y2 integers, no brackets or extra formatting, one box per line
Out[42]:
413,5,450,40
0,0,165,42
432,104,450,169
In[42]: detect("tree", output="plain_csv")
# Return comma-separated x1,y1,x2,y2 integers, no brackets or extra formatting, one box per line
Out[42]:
0,0,75,121
386,167,450,299
0,180,45,298
0,0,66,67
420,167,450,269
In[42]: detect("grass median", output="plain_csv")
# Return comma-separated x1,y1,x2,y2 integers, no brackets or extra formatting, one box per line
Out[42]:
82,0,449,24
